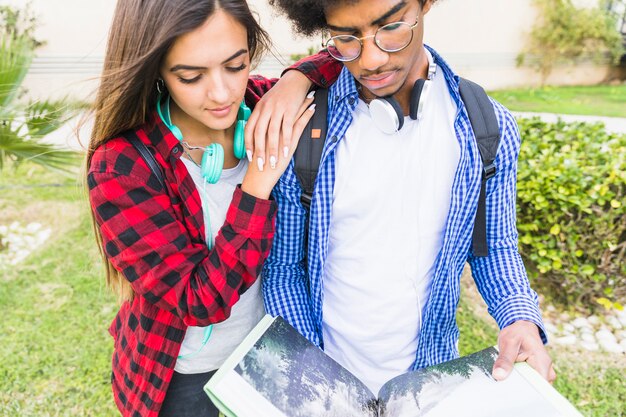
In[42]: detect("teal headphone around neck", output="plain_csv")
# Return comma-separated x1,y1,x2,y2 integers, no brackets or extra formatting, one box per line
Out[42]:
155,93,251,358
156,93,251,184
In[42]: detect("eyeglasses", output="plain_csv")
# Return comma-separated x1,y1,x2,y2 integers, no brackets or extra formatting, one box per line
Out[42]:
324,17,420,62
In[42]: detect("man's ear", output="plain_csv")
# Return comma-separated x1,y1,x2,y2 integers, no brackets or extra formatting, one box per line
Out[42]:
421,0,434,15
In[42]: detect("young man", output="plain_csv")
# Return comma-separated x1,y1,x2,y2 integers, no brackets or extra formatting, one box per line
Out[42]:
262,0,555,394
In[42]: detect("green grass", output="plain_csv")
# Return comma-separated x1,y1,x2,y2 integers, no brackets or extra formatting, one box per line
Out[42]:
0,162,118,417
1,162,625,417
489,84,626,118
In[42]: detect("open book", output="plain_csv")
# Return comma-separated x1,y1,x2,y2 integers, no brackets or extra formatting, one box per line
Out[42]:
204,315,582,417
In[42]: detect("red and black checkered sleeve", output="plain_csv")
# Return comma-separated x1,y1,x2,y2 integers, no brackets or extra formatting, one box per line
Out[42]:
244,50,342,106
283,49,343,89
88,144,277,327
245,75,278,106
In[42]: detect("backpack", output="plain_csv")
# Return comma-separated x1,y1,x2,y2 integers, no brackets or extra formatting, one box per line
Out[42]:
293,78,500,258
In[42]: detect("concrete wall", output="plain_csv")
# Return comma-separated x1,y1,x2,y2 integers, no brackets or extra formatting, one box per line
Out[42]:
9,0,312,101
5,0,614,102
425,0,612,88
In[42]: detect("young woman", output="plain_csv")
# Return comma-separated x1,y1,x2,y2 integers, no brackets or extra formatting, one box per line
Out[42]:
86,1,340,416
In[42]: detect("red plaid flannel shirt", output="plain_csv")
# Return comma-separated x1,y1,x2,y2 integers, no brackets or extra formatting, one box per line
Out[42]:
88,54,341,417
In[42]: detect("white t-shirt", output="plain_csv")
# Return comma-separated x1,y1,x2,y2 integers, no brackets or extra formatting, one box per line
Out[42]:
322,65,460,394
175,156,265,374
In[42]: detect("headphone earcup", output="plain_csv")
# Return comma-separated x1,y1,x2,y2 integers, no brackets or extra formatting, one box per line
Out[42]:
233,101,251,159
369,96,404,134
409,79,426,120
201,143,225,184
233,120,246,159
238,101,251,121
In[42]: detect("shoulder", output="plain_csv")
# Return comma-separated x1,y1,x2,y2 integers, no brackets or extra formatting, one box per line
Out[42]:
245,75,278,107
88,127,157,185
433,47,522,164
89,131,138,175
489,98,519,140
454,76,520,150
329,67,354,95
488,97,522,162
277,158,301,190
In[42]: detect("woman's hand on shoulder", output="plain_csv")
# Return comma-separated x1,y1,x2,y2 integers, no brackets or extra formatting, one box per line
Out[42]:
244,70,314,172
241,93,316,199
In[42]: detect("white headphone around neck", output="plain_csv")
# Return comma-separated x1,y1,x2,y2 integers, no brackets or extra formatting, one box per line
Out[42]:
367,49,437,134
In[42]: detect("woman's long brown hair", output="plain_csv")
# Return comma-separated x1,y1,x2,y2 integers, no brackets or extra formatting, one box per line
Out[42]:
85,0,270,302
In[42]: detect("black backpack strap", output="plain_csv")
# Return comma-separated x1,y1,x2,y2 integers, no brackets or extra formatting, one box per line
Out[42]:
458,78,501,257
293,88,330,211
125,131,166,191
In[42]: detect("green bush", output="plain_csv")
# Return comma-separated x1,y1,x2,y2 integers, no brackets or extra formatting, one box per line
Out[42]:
516,118,626,308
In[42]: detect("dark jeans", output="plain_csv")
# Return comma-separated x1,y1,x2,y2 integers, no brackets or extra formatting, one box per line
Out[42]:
159,370,220,417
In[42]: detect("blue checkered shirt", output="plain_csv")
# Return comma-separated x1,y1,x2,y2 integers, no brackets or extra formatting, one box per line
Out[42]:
262,46,546,370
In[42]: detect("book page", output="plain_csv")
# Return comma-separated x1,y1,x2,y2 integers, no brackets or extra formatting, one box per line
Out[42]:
208,370,288,417
207,315,378,417
205,315,278,417
514,361,584,417
377,347,578,417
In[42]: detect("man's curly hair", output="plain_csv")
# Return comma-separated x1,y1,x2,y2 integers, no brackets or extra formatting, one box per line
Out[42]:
269,0,436,37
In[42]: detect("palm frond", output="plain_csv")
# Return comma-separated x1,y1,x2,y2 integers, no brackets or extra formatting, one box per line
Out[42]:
23,98,82,138
0,31,33,112
0,5,82,174
0,121,78,172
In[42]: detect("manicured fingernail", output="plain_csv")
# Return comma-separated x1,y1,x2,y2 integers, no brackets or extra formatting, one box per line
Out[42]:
257,157,264,172
308,103,316,112
306,90,316,99
270,155,277,169
283,146,289,158
493,367,507,381
246,150,252,162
